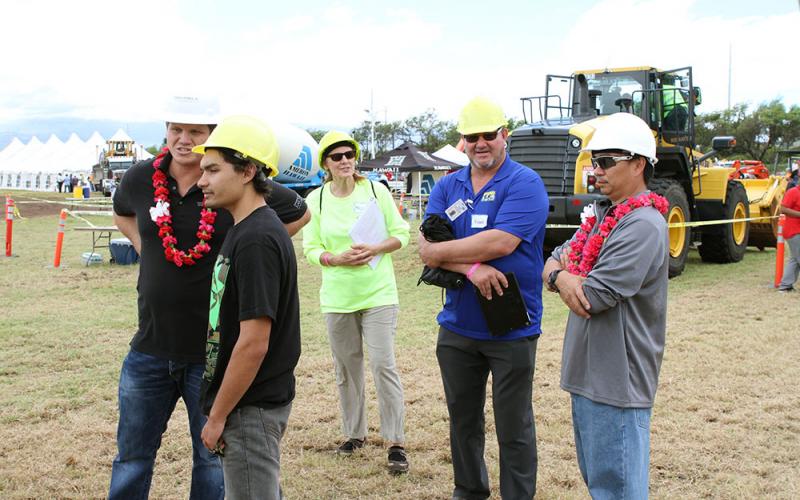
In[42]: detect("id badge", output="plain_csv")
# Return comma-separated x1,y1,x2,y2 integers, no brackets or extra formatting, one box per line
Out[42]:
471,214,488,228
445,199,468,221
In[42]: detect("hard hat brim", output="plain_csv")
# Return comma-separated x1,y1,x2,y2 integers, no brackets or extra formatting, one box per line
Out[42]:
164,113,219,126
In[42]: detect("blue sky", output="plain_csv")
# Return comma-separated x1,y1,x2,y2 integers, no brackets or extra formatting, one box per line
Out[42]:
1,0,798,147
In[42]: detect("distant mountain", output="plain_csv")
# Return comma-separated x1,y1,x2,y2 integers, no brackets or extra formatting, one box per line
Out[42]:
0,118,165,150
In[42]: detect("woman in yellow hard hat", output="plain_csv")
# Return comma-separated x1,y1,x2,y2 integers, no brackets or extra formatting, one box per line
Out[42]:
302,130,411,474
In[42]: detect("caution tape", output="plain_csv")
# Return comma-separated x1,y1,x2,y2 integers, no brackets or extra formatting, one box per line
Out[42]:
64,210,97,227
546,214,779,231
667,215,776,229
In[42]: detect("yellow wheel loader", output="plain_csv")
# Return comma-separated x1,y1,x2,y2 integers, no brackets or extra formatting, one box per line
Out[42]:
508,66,787,278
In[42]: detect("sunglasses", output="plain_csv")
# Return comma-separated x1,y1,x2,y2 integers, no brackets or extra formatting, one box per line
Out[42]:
327,150,356,162
591,155,635,170
463,128,502,144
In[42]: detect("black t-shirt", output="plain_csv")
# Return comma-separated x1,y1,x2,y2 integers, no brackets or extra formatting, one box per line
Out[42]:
113,153,307,363
200,205,301,412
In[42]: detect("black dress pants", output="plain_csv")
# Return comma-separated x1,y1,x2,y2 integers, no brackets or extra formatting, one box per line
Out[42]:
436,327,538,500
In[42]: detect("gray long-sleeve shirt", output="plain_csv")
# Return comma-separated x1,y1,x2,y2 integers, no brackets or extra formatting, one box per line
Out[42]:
552,197,668,408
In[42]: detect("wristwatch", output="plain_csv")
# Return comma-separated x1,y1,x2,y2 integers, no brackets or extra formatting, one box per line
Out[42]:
547,269,563,293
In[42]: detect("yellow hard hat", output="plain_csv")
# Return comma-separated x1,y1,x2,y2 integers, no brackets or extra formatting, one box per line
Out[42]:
318,130,360,167
193,115,280,176
457,97,508,135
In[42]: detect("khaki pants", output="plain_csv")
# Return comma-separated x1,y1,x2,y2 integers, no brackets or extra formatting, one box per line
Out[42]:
324,304,405,443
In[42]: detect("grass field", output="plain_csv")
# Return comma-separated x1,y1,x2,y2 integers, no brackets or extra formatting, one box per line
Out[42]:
1,190,798,499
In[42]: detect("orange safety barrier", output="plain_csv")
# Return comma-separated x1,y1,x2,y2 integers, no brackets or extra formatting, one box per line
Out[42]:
53,209,68,268
775,214,786,288
4,197,13,257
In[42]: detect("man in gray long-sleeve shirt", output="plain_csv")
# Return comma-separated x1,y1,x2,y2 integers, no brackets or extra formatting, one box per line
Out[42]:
542,112,668,499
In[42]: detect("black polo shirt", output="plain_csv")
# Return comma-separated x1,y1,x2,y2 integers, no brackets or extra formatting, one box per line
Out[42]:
113,153,307,363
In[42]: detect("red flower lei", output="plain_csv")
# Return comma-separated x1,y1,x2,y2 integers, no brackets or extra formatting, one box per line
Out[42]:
151,148,217,267
567,192,668,277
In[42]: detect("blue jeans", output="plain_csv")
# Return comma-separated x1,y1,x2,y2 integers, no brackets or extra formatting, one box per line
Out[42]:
571,394,651,500
109,349,224,500
221,404,292,500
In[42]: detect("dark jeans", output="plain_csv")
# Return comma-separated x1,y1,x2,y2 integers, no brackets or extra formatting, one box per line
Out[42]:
108,349,224,500
436,327,538,500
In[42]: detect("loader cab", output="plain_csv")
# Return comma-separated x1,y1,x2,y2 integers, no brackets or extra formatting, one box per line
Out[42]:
569,67,699,149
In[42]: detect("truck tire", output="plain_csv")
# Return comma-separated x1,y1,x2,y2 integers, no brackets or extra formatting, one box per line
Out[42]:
648,178,691,278
698,180,750,263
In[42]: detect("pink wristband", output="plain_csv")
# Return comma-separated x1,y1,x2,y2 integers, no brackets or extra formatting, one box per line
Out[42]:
466,262,481,279
322,254,331,266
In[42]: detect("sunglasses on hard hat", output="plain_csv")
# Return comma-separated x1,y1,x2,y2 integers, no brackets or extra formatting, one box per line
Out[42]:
463,128,502,144
327,150,356,162
591,154,635,170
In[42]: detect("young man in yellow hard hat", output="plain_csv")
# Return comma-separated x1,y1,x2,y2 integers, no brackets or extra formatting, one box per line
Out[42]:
109,97,309,500
418,97,549,499
194,115,301,499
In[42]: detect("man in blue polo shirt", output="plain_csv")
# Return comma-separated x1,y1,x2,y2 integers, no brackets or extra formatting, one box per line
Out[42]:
418,97,548,499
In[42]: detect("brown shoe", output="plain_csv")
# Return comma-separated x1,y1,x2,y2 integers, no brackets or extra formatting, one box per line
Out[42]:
336,438,365,455
387,446,409,474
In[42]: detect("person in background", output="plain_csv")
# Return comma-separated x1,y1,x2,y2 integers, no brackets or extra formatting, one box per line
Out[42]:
302,130,411,474
194,115,301,499
108,96,310,499
778,179,800,292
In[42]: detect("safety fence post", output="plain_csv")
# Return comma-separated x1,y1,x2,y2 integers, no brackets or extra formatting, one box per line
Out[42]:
53,209,68,268
4,197,13,257
774,214,786,288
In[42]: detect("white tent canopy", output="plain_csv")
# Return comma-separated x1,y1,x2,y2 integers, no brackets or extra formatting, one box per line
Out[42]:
433,144,469,166
0,130,152,191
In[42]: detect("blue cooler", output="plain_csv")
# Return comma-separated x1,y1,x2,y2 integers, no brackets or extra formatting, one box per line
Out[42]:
110,238,139,265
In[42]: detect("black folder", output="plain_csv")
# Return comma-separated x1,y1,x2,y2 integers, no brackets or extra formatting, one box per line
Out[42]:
475,272,531,337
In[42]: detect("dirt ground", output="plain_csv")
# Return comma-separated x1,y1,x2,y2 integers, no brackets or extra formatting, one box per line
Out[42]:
7,192,111,219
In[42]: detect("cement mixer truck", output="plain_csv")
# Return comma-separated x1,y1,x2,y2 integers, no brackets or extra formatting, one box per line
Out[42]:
266,122,387,196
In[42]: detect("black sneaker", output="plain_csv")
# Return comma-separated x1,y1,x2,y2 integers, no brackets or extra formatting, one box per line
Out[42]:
778,287,794,293
336,438,365,455
387,446,409,474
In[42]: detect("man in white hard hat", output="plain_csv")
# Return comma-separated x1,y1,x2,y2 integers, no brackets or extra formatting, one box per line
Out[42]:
108,97,310,499
419,97,549,499
542,112,669,498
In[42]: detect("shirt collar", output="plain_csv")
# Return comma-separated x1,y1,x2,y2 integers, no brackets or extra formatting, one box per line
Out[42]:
454,153,512,186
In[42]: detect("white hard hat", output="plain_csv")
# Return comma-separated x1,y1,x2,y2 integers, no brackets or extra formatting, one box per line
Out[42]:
163,95,220,125
582,112,658,165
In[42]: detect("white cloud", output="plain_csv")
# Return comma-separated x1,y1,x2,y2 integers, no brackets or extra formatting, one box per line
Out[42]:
557,0,800,112
0,0,796,133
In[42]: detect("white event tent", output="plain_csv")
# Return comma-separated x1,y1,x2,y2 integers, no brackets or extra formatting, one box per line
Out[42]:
0,130,152,191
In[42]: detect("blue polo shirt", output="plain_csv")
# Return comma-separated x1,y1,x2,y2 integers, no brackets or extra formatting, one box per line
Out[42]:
425,155,549,341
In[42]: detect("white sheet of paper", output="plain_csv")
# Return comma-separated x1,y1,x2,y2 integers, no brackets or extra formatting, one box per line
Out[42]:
349,198,388,269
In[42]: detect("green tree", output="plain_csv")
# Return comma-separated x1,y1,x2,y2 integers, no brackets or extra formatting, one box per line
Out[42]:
351,120,406,157
696,100,800,162
401,109,454,152
306,128,326,143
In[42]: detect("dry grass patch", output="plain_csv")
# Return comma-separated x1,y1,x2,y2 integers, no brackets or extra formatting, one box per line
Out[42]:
0,191,798,498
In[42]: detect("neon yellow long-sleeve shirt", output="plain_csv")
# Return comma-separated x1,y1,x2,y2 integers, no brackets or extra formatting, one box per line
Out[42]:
302,180,410,313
